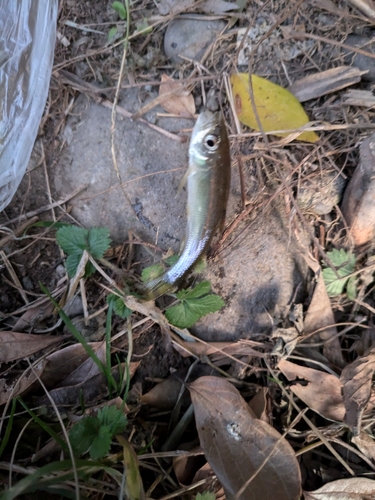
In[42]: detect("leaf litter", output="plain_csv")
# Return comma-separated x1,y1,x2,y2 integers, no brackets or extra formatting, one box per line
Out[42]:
3,0,375,498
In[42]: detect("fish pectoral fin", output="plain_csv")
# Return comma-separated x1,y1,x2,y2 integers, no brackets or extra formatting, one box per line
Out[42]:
176,167,191,197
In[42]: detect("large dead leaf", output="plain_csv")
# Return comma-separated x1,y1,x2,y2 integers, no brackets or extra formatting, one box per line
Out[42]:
304,477,375,499
278,359,345,422
230,73,318,143
159,74,195,117
340,347,375,434
0,331,62,363
190,376,301,500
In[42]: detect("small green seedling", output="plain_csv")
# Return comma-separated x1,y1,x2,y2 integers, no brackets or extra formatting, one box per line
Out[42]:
165,281,225,329
107,292,132,319
322,248,357,299
56,225,111,278
69,405,127,460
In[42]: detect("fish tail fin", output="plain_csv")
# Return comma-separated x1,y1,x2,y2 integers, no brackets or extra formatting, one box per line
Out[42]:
143,276,175,300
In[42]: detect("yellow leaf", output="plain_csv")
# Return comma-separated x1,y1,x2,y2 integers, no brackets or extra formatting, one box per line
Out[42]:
230,73,319,143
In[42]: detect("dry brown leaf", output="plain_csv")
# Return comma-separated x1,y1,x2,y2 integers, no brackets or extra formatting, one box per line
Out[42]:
248,388,270,423
278,359,345,422
304,477,375,499
288,66,366,102
341,132,375,246
141,371,186,410
57,342,106,387
173,340,265,361
190,376,301,500
352,431,375,462
0,360,46,405
340,347,375,434
159,74,195,117
303,269,345,368
37,362,139,407
41,343,101,389
12,300,55,331
192,462,225,500
173,444,205,486
0,331,62,363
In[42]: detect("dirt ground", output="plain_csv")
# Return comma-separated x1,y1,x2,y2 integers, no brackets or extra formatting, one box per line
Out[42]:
2,0,375,498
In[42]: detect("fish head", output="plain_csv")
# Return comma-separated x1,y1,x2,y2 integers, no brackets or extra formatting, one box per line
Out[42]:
189,109,228,166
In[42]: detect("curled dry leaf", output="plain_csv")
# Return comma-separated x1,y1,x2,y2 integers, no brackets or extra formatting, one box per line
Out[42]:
301,252,344,368
304,477,375,499
340,347,375,435
41,342,103,389
0,331,63,363
341,131,375,246
141,370,187,410
278,359,345,422
352,431,375,462
190,376,301,500
159,74,195,117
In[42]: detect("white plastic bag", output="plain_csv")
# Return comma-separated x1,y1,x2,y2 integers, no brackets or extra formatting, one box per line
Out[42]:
0,0,58,212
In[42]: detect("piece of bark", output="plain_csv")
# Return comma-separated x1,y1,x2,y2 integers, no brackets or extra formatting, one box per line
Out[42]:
289,66,367,102
341,132,375,246
343,89,375,107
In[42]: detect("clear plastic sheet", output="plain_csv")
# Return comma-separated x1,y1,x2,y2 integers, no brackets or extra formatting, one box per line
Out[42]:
0,0,58,212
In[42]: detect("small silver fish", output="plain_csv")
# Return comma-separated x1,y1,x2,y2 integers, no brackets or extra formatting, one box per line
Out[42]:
144,107,231,299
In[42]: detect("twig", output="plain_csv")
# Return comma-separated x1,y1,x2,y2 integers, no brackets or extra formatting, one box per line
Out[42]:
0,251,29,305
3,184,88,225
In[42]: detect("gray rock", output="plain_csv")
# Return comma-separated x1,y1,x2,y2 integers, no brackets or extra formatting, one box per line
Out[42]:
54,90,193,249
193,206,308,340
164,16,226,64
53,90,308,341
344,34,375,82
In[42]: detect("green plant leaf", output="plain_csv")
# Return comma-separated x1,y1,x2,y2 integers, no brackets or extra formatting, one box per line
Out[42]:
107,293,132,319
56,225,111,277
112,1,126,19
141,263,164,283
322,249,356,297
192,256,207,274
90,425,113,460
134,18,152,35
69,406,127,460
166,282,225,328
69,416,99,456
346,276,358,301
56,226,88,255
177,281,211,300
108,26,118,42
97,405,127,435
164,254,179,266
87,227,111,259
196,493,216,500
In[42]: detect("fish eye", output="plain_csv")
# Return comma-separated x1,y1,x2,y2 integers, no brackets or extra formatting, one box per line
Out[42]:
204,134,219,151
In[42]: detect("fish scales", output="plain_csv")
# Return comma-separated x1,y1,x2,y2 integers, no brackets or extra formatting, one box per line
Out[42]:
144,108,231,299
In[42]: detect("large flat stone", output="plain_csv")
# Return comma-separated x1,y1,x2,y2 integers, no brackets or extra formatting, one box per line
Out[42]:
54,91,308,340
